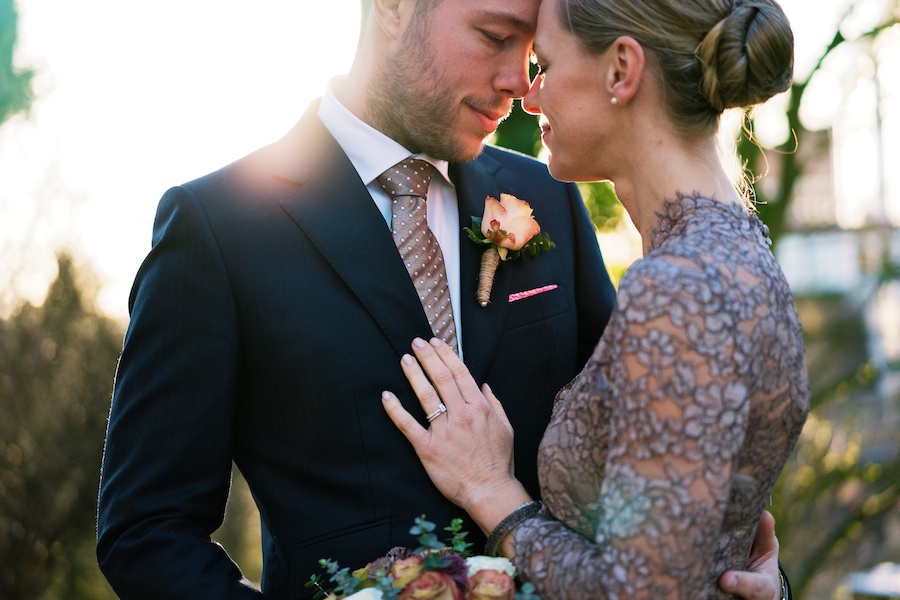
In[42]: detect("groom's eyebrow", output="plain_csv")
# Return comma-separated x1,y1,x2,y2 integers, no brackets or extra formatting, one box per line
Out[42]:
471,8,535,35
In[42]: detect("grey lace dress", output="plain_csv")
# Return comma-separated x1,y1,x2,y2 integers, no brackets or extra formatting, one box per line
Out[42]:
510,195,810,599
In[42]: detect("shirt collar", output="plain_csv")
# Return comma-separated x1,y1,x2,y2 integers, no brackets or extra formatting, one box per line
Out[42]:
317,77,453,188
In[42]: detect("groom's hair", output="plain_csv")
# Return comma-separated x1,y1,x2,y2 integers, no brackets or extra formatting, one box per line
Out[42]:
360,0,443,21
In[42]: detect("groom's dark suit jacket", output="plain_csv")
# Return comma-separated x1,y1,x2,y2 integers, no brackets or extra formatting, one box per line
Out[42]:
97,103,616,599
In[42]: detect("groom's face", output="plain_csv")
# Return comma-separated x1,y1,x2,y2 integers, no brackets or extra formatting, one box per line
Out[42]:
367,0,540,163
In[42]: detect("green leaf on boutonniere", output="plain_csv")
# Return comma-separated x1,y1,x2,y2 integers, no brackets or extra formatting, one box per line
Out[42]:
465,216,555,262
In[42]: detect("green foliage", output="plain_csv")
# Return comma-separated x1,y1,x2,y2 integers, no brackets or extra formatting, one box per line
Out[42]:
493,103,542,158
444,518,473,556
0,0,34,125
464,216,556,262
410,514,444,554
514,582,541,600
319,557,363,597
411,515,457,571
577,181,624,233
0,255,122,600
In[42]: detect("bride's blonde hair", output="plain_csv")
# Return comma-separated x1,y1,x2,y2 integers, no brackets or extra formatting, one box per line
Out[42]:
561,0,794,136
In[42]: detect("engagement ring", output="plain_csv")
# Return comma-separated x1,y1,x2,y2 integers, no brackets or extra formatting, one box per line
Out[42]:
426,403,447,423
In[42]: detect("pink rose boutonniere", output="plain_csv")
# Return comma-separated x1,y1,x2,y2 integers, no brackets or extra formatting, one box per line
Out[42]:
465,194,555,307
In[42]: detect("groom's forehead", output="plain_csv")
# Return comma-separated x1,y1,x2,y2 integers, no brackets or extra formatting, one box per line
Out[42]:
439,0,542,37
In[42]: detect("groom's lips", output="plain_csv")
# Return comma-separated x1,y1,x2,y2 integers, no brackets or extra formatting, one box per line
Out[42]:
468,102,511,134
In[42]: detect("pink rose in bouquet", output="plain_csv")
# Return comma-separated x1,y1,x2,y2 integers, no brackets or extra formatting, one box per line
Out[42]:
391,555,426,589
399,571,464,600
466,569,515,600
307,517,540,600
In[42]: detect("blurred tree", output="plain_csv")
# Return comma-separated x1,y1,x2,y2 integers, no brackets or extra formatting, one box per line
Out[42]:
0,0,33,124
212,466,263,586
741,6,900,599
772,295,900,599
739,5,900,247
0,255,120,600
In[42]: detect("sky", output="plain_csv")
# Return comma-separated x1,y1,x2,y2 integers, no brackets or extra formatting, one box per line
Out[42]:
0,0,888,319
1,0,361,318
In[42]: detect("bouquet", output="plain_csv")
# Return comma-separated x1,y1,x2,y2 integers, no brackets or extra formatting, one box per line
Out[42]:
306,516,540,600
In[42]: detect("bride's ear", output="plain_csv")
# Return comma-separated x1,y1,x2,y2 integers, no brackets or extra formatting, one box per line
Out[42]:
605,36,645,106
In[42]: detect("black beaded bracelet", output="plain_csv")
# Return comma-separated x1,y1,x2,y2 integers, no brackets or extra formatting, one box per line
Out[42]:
779,562,791,600
484,500,542,557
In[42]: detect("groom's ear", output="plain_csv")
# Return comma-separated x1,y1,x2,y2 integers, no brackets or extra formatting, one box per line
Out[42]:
605,36,645,106
372,0,414,41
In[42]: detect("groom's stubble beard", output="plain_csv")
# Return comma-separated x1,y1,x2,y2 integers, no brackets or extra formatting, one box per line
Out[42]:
365,16,511,164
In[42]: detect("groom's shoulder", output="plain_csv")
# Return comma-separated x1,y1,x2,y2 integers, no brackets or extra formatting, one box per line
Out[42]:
173,137,306,209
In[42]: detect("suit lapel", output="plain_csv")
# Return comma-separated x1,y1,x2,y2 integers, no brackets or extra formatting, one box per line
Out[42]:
452,155,511,384
276,106,433,358
272,106,517,377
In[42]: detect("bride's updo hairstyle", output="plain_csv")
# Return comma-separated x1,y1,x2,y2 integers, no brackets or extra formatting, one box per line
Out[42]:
560,0,794,135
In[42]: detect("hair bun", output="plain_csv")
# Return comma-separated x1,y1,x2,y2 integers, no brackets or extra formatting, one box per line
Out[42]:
695,0,794,111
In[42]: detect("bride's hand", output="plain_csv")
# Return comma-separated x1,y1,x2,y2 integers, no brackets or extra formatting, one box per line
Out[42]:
381,338,530,528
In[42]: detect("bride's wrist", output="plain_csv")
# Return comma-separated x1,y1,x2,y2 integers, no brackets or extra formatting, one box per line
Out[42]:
484,500,543,557
463,480,532,537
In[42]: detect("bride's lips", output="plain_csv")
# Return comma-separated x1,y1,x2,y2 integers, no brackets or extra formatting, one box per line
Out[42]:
539,118,552,142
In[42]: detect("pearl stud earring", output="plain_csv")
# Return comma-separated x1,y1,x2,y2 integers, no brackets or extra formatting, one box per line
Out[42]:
611,97,619,106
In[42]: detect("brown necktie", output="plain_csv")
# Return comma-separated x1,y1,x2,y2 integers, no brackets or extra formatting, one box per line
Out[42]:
377,158,459,353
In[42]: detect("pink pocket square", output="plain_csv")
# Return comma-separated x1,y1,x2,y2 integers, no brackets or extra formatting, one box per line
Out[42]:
508,284,559,303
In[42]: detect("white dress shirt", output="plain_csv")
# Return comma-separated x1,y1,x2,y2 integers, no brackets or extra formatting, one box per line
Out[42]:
317,79,464,353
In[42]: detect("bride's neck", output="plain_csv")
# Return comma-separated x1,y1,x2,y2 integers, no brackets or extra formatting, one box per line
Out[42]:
613,137,741,254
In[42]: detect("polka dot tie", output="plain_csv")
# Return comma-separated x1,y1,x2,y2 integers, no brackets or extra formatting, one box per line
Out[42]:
377,158,459,354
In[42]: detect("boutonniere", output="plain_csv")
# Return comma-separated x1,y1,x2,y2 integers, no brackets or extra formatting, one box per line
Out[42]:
464,194,555,307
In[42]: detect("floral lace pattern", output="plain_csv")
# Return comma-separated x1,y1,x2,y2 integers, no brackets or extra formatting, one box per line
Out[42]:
512,195,809,599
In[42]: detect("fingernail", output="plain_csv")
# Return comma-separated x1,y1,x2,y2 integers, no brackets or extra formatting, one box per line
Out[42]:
401,354,415,365
430,338,442,347
381,391,392,403
412,338,427,349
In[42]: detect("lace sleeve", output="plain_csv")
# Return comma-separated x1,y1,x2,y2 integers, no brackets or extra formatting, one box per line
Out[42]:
512,258,753,598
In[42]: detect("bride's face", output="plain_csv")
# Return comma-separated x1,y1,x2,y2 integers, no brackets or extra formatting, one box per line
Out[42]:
522,0,618,183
